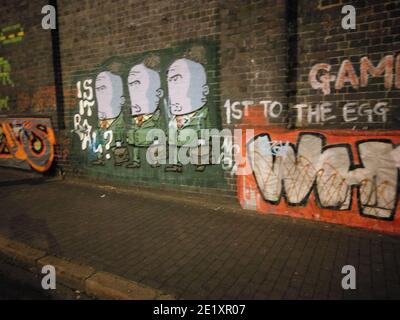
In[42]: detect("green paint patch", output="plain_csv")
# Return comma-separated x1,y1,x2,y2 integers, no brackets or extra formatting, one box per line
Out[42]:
0,24,24,46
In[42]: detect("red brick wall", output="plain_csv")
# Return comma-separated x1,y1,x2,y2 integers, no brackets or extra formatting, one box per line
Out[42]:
1,1,399,231
0,0,56,117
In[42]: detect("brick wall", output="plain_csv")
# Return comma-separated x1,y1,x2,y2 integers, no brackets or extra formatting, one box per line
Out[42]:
0,0,55,117
1,1,400,231
220,0,289,194
0,0,58,173
294,0,400,130
56,0,226,194
234,0,400,233
53,0,293,196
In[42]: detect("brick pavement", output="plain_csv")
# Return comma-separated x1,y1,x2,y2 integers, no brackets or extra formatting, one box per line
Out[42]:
0,167,399,300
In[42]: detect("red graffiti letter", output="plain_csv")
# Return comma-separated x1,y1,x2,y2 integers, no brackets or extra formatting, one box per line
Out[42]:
335,59,359,91
360,55,393,89
309,63,332,95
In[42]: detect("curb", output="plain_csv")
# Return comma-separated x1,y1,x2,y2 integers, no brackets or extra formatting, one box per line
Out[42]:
0,234,175,300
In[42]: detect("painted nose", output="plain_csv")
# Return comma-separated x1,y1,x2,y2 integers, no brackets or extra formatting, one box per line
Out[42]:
132,105,141,112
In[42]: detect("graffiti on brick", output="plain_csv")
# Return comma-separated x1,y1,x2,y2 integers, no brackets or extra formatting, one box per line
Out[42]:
0,57,14,113
391,146,400,169
0,96,9,111
224,99,389,126
236,107,400,233
223,100,284,125
292,101,389,125
72,44,222,176
224,54,398,126
165,53,211,173
0,24,24,46
0,57,14,87
295,54,400,125
247,133,398,219
125,56,163,169
309,55,400,95
0,118,56,172
74,79,94,151
91,70,123,164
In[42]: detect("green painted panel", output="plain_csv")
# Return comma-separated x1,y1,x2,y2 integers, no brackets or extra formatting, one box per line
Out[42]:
69,41,226,189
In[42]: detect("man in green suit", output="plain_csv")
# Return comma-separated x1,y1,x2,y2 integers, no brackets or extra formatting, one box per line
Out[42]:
125,62,164,168
92,71,126,165
166,57,210,172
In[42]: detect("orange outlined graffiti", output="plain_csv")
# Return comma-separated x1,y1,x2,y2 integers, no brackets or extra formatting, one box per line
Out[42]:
236,106,400,233
0,117,56,172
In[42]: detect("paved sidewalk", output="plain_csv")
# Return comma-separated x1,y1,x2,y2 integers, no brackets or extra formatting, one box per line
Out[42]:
0,167,399,300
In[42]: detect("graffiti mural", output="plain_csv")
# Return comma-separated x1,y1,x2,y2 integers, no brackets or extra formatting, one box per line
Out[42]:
0,117,56,172
0,57,13,87
297,54,400,127
92,70,125,165
71,42,226,189
74,79,94,151
236,106,400,233
0,57,14,112
0,26,25,113
309,55,400,95
166,56,210,172
0,96,8,111
223,99,284,125
126,57,163,169
224,54,399,127
0,24,24,46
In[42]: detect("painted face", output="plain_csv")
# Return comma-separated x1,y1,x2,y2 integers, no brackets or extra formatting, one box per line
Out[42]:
127,64,163,115
167,58,209,115
95,71,124,120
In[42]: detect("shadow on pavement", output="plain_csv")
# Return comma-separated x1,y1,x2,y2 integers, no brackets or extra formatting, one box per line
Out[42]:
9,214,62,257
0,177,56,187
0,271,50,300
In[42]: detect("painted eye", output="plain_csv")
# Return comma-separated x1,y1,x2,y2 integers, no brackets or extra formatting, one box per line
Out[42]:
96,85,106,91
169,74,182,82
129,80,141,86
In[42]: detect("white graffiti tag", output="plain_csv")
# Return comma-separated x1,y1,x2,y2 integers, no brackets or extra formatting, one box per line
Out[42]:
248,133,398,219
